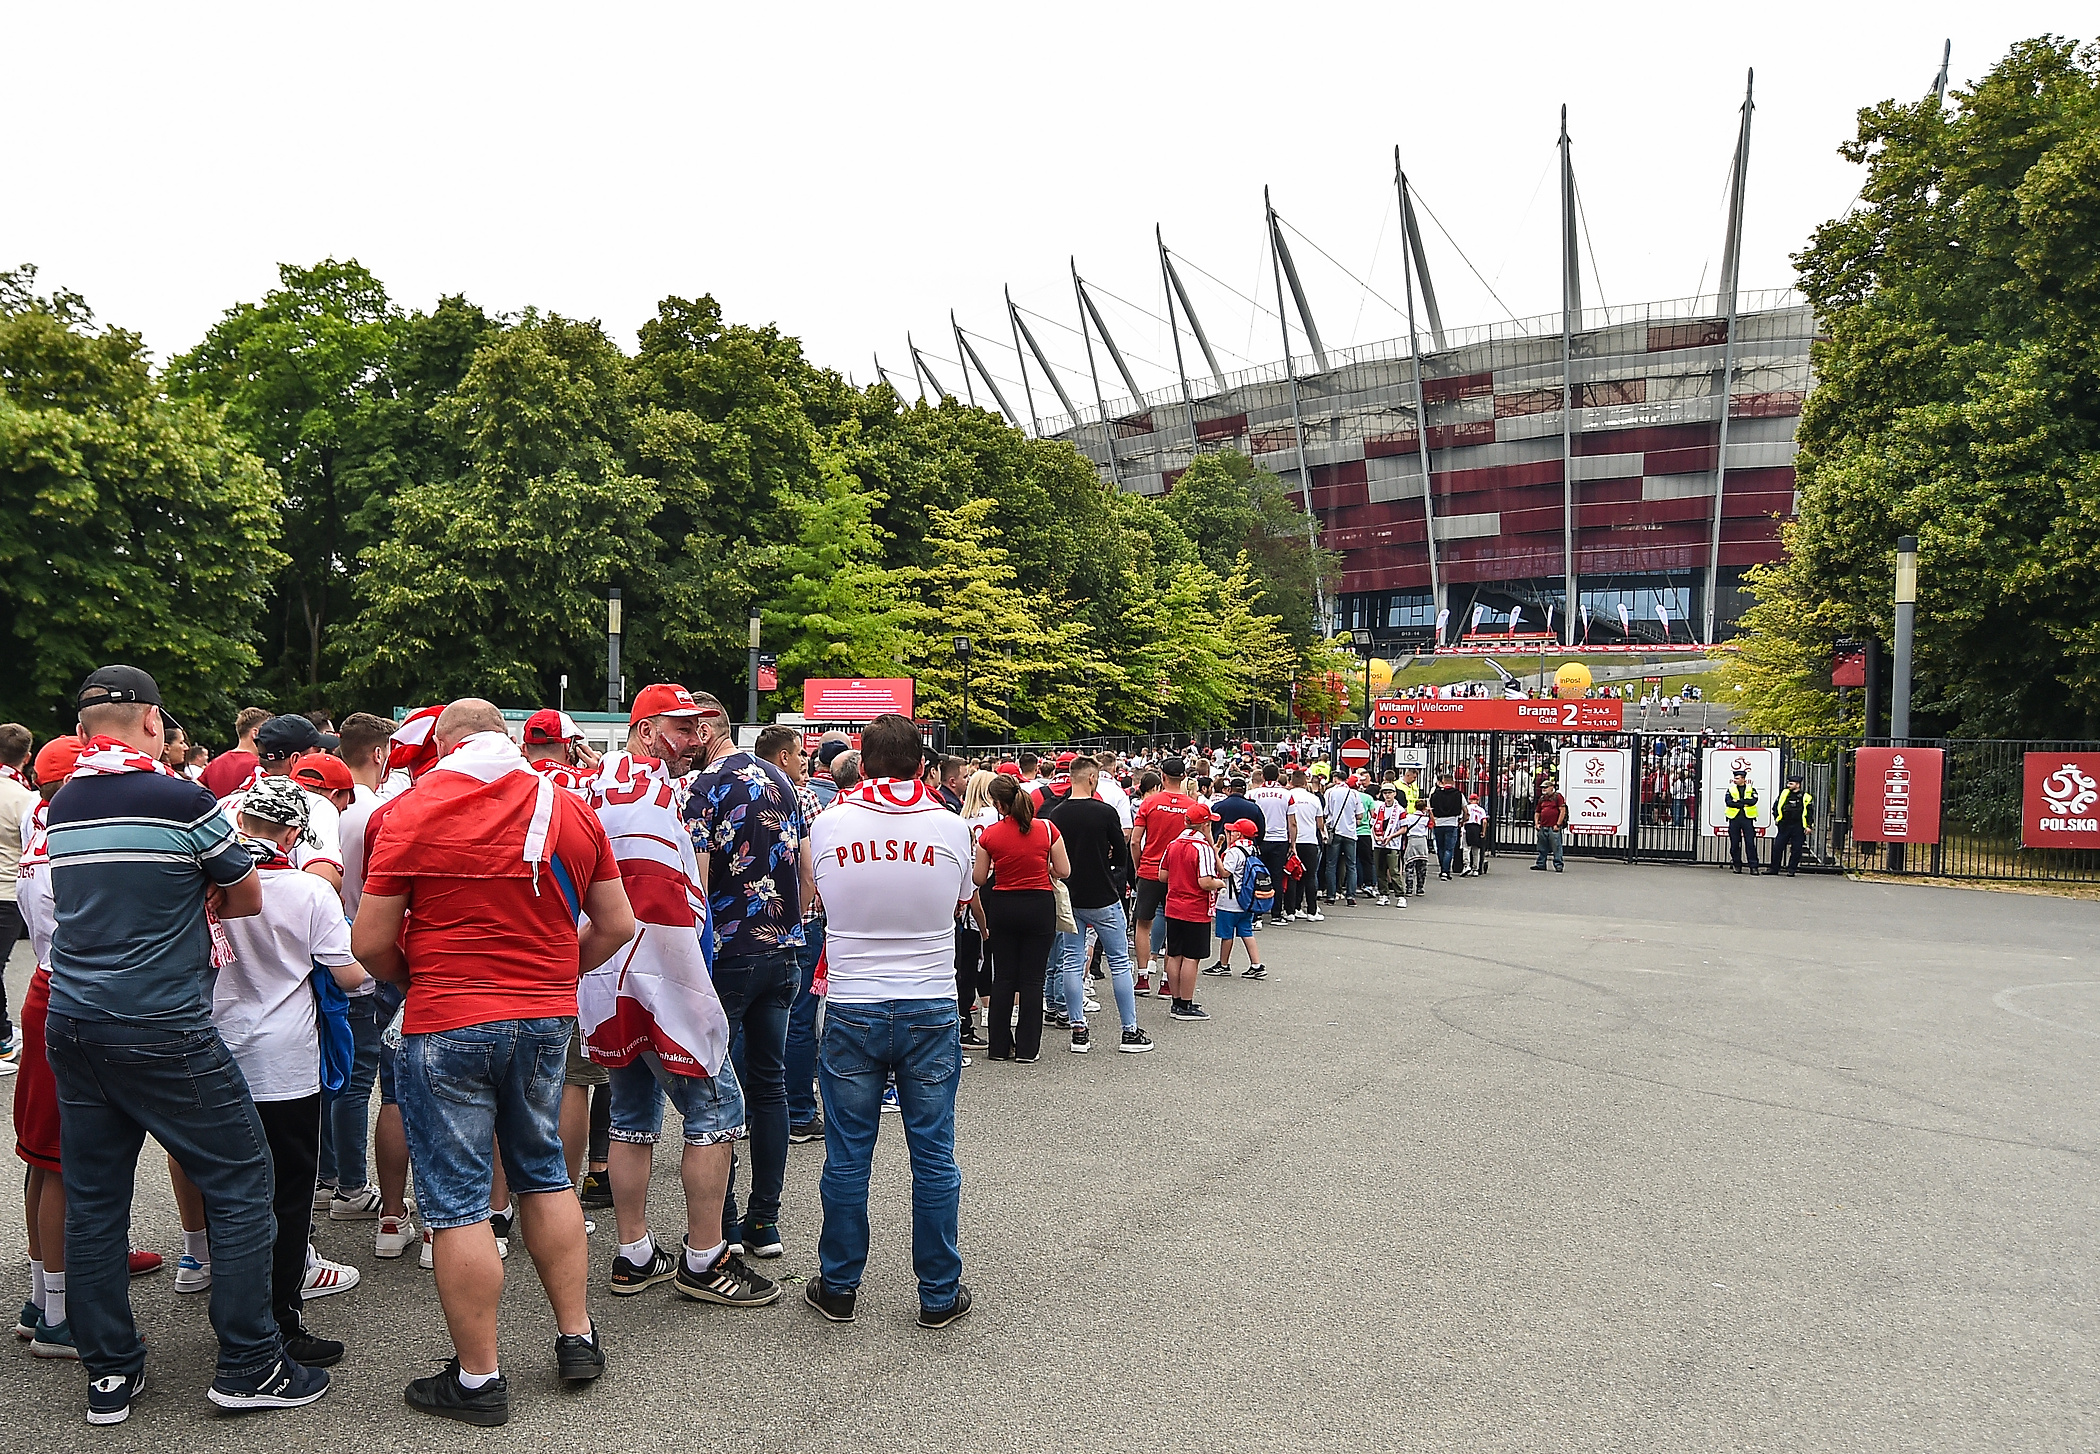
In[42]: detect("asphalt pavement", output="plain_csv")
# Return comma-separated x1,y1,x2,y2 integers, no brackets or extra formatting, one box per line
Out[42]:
5,860,2098,1451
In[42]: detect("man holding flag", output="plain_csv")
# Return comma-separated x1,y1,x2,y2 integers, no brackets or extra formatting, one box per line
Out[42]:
582,686,778,1311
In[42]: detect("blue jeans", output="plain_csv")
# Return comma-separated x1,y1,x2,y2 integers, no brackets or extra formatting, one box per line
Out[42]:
1321,835,1356,899
787,922,825,1125
1055,901,1139,1032
1434,824,1462,876
1533,828,1565,868
717,948,798,1233
816,998,962,1309
45,1013,282,1381
397,1017,573,1230
317,982,401,1190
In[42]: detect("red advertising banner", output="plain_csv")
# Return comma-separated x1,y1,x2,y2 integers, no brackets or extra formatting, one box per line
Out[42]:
1370,697,1624,732
802,728,862,756
2022,752,2100,850
1851,747,1943,844
802,678,914,720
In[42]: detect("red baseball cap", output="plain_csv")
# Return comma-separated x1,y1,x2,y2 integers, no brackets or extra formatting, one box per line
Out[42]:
1184,802,1212,825
629,683,707,725
1054,751,1077,767
1231,817,1260,838
33,735,82,785
291,755,355,793
995,762,1022,778
524,708,583,744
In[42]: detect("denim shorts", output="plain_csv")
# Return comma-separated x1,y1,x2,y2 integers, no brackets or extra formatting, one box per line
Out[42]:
607,1052,746,1148
397,1017,574,1229
1213,907,1254,941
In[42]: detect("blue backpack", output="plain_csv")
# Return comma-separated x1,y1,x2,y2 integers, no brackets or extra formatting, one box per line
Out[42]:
1236,850,1276,915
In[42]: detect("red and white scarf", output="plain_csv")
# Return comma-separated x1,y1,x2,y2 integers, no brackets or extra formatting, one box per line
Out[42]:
579,751,729,1077
385,705,444,781
841,777,947,815
0,762,27,790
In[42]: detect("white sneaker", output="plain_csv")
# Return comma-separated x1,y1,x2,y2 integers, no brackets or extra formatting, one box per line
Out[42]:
1376,895,1389,906
310,1182,336,1213
1083,995,1102,1013
328,1185,384,1221
173,1254,212,1293
419,1229,434,1270
1294,909,1311,921
373,1215,416,1259
1307,911,1325,922
301,1252,360,1298
584,1218,597,1235
1394,897,1408,909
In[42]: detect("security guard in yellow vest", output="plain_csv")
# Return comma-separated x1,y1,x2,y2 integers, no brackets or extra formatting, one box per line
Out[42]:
1723,768,1760,874
1770,771,1814,877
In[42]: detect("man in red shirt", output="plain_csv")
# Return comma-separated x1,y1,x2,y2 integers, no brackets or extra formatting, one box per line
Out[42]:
1160,803,1226,1022
1128,756,1199,983
198,706,269,799
352,699,635,1427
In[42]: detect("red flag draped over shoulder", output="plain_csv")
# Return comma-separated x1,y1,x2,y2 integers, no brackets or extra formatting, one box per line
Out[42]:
369,731,562,891
579,751,729,1078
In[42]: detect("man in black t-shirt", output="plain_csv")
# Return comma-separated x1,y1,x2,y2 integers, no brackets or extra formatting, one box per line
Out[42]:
1044,760,1151,1054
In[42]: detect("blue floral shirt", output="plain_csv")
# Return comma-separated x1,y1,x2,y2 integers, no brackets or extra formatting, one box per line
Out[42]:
682,751,805,959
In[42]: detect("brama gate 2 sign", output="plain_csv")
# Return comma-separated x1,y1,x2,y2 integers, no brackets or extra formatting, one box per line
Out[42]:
2023,753,2100,850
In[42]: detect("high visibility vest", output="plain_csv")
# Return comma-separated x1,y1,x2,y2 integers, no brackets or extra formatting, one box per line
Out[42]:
1774,788,1812,829
1724,786,1759,821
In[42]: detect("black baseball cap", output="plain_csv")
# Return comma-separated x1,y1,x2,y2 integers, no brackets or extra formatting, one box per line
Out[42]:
1786,771,1804,783
816,739,852,769
76,665,182,733
255,713,324,761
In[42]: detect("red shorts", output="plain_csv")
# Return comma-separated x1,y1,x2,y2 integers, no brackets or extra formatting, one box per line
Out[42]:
13,966,59,1172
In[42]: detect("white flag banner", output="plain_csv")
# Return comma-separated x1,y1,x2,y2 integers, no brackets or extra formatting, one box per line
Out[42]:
1617,602,1631,636
1508,606,1523,637
1656,598,1672,640
1472,603,1488,631
1435,607,1450,643
1545,604,1555,636
1581,602,1592,644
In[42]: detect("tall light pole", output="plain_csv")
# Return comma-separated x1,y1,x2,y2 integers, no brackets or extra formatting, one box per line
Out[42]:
606,588,622,715
747,608,762,726
954,635,973,750
1892,536,1917,745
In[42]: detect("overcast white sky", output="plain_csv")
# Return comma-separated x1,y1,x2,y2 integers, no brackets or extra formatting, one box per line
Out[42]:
9,3,2082,410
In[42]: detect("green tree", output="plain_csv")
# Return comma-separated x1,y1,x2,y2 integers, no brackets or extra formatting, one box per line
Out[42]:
1161,451,1337,646
899,497,1105,739
764,434,911,702
0,269,285,733
166,260,401,699
337,313,656,705
1735,37,2100,737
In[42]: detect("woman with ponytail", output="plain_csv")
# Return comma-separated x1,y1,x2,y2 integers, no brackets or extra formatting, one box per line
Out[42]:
971,774,1070,1062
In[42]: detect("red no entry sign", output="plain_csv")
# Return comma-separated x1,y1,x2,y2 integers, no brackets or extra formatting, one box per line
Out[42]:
1338,737,1373,769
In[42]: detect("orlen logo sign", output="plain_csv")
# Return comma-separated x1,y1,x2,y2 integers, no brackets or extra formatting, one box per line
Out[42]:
2023,753,2100,849
2042,764,2099,823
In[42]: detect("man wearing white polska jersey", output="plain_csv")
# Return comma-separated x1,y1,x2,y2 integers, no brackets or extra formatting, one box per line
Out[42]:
803,714,976,1328
581,685,776,1309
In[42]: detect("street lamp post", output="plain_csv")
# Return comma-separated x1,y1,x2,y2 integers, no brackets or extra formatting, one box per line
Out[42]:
606,589,623,715
954,635,973,750
747,608,763,727
1350,629,1376,726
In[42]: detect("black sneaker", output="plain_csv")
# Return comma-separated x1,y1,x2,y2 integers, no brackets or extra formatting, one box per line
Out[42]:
674,1241,781,1306
608,1241,678,1296
87,1370,145,1426
1241,963,1268,981
554,1323,605,1382
1200,962,1232,977
805,1277,857,1322
789,1117,825,1144
743,1219,784,1259
403,1359,508,1427
284,1327,345,1368
578,1170,613,1209
1118,1028,1156,1054
1169,1001,1211,1022
489,1202,516,1242
208,1355,331,1410
1045,1007,1070,1029
1070,1025,1091,1053
959,1025,985,1047
918,1282,974,1328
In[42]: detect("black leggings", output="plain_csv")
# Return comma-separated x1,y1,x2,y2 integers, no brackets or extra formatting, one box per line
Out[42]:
255,1094,322,1337
984,888,1056,1060
955,922,988,1016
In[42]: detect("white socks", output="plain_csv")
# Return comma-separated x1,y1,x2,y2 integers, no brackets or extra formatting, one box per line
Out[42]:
617,1232,654,1266
183,1229,208,1263
29,1259,43,1305
43,1271,64,1326
685,1239,725,1274
456,1365,500,1389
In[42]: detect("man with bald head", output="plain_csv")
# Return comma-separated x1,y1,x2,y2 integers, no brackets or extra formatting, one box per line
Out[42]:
353,698,634,1425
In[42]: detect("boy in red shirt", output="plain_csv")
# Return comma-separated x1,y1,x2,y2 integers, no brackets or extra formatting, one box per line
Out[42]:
1160,803,1226,1023
1129,756,1200,983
